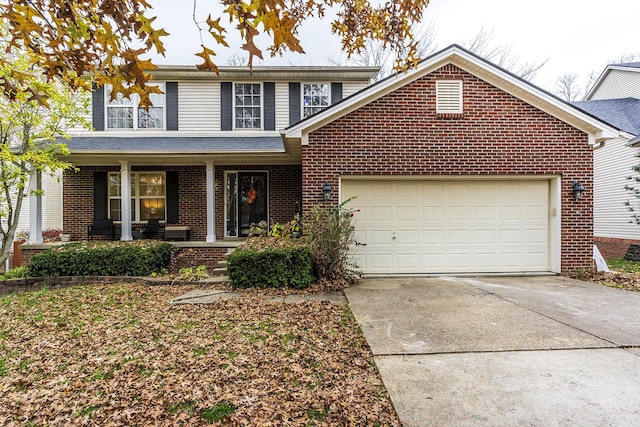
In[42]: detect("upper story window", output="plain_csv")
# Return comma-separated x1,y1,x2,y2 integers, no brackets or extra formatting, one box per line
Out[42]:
303,83,329,118
436,80,463,114
235,83,261,129
108,172,166,222
106,84,166,130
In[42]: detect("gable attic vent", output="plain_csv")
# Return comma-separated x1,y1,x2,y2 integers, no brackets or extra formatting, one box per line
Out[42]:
436,80,463,114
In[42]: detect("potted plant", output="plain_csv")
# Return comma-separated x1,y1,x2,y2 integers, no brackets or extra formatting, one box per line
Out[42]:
42,228,63,242
290,214,302,238
60,233,71,242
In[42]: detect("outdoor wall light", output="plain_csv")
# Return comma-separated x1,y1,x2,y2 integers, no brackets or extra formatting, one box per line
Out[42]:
572,181,585,200
322,181,333,200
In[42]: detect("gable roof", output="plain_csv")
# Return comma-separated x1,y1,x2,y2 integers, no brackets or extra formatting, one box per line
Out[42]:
585,62,640,100
283,44,620,145
573,98,640,136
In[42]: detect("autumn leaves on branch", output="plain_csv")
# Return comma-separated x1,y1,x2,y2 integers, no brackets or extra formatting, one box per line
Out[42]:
0,0,430,105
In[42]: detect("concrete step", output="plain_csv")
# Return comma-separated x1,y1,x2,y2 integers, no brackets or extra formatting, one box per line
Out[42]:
211,267,228,276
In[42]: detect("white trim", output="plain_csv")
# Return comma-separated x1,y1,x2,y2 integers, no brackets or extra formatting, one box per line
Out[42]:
301,82,331,119
549,176,562,273
223,170,269,237
233,82,263,131
436,80,463,114
284,45,620,143
340,174,560,274
28,170,43,244
119,161,133,241
105,83,167,131
206,161,216,242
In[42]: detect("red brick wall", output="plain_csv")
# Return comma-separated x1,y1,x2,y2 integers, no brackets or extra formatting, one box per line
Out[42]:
63,165,301,241
594,237,638,259
302,64,593,273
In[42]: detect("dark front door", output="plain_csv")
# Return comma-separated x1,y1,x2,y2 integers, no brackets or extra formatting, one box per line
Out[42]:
238,172,268,236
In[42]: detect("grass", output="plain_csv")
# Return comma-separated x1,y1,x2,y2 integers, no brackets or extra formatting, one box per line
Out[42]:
0,283,399,425
606,258,640,273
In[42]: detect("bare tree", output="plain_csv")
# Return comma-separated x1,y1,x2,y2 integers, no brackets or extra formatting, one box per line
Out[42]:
553,52,640,101
555,74,584,102
226,54,248,66
325,22,438,81
463,28,547,80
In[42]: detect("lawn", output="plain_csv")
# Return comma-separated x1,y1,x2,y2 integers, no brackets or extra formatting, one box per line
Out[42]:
575,258,640,292
0,283,400,426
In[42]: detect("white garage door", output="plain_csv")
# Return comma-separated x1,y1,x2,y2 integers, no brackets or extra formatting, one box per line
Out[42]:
342,180,550,274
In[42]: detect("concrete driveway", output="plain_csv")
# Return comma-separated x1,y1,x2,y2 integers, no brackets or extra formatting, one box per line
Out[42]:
344,276,640,426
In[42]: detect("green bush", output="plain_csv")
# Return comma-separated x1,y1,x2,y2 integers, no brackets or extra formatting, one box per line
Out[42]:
303,198,361,282
27,241,175,277
227,240,315,289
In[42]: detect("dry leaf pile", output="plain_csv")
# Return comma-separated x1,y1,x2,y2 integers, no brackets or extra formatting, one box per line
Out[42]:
0,283,399,426
581,271,640,292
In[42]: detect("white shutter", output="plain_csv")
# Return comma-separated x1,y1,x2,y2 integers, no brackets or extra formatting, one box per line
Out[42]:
436,80,463,114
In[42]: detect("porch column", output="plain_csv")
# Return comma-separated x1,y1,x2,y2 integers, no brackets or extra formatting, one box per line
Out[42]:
119,161,133,241
206,160,216,242
28,170,43,244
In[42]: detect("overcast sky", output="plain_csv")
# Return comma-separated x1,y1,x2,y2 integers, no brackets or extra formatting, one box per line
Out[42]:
148,0,639,93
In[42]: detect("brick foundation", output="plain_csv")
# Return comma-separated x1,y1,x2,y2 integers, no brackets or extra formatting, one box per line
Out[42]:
594,237,640,260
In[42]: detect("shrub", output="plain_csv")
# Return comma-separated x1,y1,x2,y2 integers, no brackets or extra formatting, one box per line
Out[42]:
227,239,315,289
303,198,361,282
27,241,175,277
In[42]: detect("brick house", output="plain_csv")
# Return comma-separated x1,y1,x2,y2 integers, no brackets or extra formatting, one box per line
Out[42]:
25,45,620,274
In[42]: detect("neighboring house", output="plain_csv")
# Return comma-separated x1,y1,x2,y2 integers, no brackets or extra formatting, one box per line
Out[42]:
25,44,619,274
573,62,640,258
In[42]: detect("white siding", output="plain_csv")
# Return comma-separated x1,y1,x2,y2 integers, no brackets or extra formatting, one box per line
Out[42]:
14,172,63,237
275,82,289,130
343,81,369,98
43,171,63,230
590,70,640,100
594,137,640,239
178,80,220,131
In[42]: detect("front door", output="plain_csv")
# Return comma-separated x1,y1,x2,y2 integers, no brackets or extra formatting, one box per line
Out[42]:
226,172,268,237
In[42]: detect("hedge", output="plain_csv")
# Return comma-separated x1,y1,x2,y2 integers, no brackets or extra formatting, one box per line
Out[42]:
227,242,315,289
27,241,175,277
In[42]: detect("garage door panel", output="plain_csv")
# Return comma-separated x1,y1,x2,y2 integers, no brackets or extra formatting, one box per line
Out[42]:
474,206,497,221
370,253,394,269
397,231,419,244
424,206,445,221
448,206,471,220
500,229,522,244
344,179,550,274
370,230,393,245
397,206,419,221
397,254,420,269
370,206,393,221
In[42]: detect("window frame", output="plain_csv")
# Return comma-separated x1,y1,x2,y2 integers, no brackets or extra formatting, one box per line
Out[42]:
233,82,263,130
301,82,331,119
105,83,167,130
108,171,167,222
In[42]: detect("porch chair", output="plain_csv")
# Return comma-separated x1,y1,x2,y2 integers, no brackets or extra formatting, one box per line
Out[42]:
87,218,115,240
139,219,160,239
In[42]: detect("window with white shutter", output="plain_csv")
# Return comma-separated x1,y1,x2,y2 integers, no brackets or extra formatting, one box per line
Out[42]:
436,80,463,114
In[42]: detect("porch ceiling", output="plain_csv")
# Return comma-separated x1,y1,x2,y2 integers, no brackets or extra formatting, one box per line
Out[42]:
58,136,301,166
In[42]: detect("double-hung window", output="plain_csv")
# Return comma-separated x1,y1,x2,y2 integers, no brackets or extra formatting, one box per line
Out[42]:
303,83,329,118
106,84,166,130
234,83,261,129
108,172,166,222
